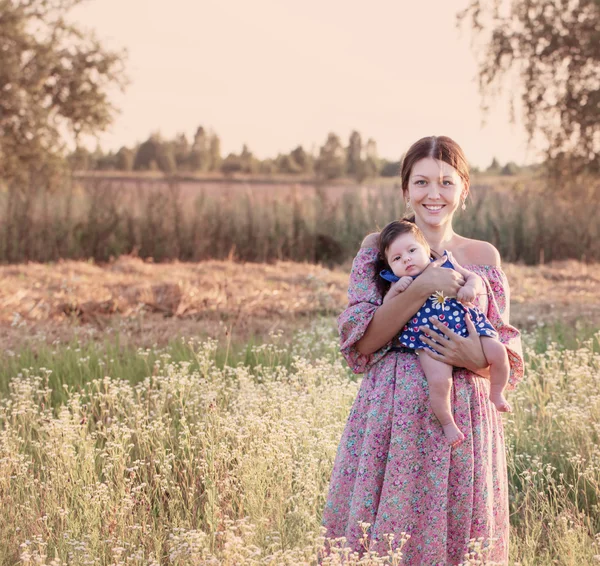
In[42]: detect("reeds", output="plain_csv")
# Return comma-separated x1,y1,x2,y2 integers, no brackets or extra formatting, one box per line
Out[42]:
1,175,599,265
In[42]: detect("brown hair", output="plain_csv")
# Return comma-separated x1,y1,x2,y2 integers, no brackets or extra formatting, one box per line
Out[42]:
375,220,431,296
400,135,470,205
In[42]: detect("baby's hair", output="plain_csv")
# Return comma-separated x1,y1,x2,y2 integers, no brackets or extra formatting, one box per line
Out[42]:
375,220,431,297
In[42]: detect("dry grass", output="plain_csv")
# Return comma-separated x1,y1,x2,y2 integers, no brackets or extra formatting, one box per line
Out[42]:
1,256,599,351
0,256,348,350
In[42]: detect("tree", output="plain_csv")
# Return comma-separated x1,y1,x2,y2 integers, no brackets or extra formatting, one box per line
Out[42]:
134,134,161,171
239,144,258,174
0,0,127,184
209,133,221,172
68,147,91,171
380,159,401,177
189,126,210,171
362,138,380,180
500,162,520,176
459,0,600,174
290,145,313,173
172,133,190,171
346,131,362,178
115,147,134,171
276,153,301,174
315,133,345,180
221,153,243,175
487,157,501,174
133,133,175,173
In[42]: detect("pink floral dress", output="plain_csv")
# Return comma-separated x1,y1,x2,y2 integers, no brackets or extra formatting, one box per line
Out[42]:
321,246,524,565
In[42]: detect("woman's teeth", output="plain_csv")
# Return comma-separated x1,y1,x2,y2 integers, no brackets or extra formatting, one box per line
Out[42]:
424,205,444,211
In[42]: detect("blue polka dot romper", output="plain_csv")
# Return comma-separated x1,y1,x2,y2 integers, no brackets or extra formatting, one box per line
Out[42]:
380,252,498,353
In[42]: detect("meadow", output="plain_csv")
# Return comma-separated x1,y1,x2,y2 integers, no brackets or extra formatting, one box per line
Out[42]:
1,255,600,565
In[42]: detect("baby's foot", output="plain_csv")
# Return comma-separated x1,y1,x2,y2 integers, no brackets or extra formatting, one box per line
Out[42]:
490,393,512,413
441,422,465,448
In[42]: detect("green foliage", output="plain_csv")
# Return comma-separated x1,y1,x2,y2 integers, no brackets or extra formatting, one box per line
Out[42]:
315,133,345,180
379,159,401,178
459,0,600,176
0,0,126,184
501,162,520,176
189,126,210,172
289,145,313,174
172,133,190,170
115,146,134,171
209,133,222,171
133,133,175,173
346,131,362,178
486,157,501,174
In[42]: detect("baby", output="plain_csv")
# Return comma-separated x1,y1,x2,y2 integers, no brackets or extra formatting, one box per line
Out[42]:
377,220,511,447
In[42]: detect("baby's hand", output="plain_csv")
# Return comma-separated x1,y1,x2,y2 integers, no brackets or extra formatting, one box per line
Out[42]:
395,276,413,292
457,285,476,305
382,277,413,303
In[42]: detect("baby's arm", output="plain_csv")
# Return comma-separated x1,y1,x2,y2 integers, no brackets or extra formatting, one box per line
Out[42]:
447,253,484,305
382,276,413,304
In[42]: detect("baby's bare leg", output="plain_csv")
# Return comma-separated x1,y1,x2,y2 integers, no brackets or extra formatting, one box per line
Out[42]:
481,337,511,412
418,351,465,447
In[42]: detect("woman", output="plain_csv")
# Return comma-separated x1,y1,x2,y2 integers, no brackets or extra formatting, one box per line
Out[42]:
321,136,524,564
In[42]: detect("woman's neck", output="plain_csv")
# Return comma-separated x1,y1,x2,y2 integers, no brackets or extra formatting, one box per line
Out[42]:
415,220,457,256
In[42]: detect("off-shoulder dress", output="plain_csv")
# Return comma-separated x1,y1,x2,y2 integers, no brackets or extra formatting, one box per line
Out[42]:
321,246,524,565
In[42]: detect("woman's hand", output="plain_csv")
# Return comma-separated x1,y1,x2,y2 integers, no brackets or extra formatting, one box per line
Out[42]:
418,313,489,375
414,256,465,298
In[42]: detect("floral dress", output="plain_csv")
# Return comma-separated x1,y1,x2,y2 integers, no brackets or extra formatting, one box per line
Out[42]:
321,246,524,565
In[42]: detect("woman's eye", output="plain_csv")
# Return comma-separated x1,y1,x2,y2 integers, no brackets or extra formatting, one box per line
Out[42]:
443,180,454,186
415,180,426,185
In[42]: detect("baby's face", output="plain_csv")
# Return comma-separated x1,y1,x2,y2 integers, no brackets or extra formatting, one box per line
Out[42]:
386,233,431,278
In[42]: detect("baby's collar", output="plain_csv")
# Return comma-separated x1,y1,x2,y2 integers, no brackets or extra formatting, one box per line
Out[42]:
380,269,400,283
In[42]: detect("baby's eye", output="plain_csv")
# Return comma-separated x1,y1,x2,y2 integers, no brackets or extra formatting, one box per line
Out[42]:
409,248,416,252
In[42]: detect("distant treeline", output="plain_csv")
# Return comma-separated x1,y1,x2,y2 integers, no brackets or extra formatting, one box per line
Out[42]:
71,127,526,182
1,177,597,266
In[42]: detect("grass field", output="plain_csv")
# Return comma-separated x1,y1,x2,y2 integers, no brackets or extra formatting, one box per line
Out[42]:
1,258,600,564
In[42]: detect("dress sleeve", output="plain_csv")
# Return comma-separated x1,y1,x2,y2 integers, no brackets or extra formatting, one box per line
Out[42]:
337,246,391,374
480,266,525,390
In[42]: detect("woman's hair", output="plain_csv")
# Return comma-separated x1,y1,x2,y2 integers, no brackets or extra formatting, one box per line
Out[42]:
400,136,470,219
375,220,431,297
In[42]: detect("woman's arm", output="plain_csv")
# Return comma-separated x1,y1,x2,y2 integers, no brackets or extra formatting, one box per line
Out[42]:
356,255,466,356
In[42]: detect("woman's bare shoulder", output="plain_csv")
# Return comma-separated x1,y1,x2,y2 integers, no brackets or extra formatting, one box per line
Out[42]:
361,232,380,249
455,237,501,267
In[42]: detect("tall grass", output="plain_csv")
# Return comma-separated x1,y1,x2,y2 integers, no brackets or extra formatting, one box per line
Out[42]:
1,175,599,265
1,322,600,564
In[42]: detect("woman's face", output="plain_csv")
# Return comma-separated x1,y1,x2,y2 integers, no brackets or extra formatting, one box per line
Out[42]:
406,157,466,228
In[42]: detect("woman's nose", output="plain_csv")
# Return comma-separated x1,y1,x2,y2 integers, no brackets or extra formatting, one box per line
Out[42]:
429,185,441,198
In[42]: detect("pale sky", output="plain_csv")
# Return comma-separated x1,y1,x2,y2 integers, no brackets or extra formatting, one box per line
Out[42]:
71,0,539,169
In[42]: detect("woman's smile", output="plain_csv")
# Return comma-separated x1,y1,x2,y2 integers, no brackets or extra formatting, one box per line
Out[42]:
422,204,445,213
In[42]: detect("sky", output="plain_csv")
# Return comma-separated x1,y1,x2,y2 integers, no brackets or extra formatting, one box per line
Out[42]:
70,0,539,169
